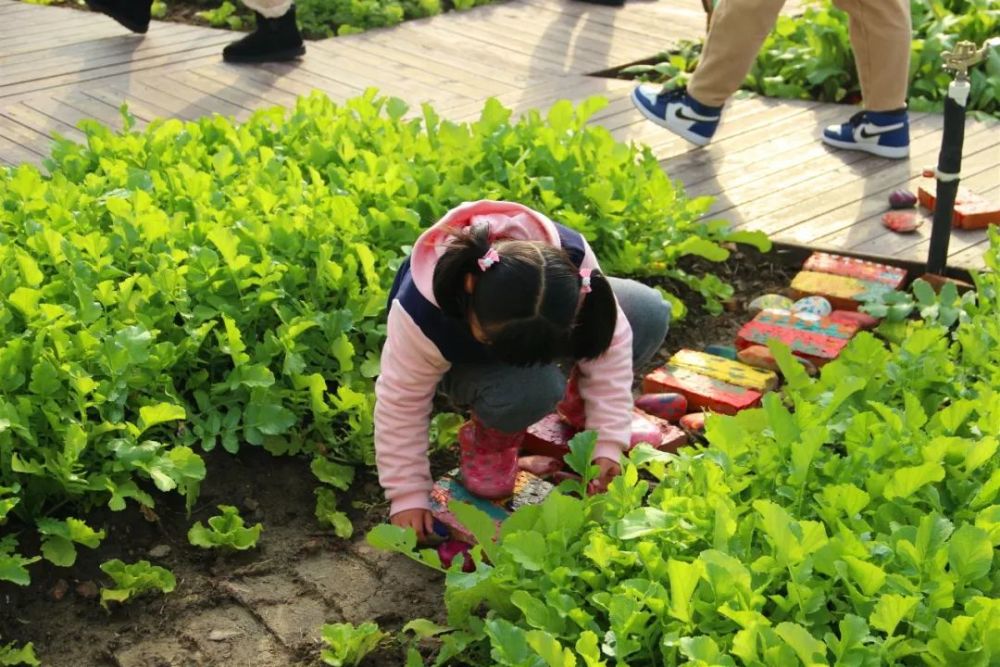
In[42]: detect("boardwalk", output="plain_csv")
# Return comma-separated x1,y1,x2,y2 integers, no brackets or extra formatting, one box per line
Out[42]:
1,0,997,269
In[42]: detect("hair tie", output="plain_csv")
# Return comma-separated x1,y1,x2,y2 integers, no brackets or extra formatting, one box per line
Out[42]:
579,268,593,294
477,247,500,272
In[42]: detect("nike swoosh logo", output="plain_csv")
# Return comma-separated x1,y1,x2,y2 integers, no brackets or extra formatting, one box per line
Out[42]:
674,107,719,123
857,122,905,139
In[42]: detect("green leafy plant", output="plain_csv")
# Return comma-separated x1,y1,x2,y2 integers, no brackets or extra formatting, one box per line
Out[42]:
626,0,999,118
99,559,176,609
187,504,262,550
0,537,39,586
371,234,1000,665
0,638,38,667
36,517,105,566
195,0,246,29
320,621,387,666
1,90,756,583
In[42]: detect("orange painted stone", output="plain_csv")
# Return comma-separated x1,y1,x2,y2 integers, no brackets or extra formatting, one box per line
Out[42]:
736,310,860,366
918,179,1000,230
669,348,778,392
828,310,879,330
679,412,706,433
801,252,907,288
643,365,762,415
737,344,817,376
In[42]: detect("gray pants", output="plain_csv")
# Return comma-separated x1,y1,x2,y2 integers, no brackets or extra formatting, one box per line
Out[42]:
442,277,671,432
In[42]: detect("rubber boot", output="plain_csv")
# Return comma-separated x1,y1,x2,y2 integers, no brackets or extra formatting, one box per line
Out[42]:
84,0,152,33
555,367,586,431
458,417,522,499
222,8,306,64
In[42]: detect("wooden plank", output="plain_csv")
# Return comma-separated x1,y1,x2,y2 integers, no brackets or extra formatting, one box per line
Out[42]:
0,102,87,144
669,348,778,392
643,365,762,415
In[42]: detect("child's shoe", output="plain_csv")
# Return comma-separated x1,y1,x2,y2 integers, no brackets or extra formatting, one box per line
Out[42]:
555,368,586,431
630,85,722,146
458,418,522,499
223,7,306,63
84,0,152,33
821,109,909,159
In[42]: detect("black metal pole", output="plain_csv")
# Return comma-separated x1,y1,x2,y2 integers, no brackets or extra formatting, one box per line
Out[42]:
926,81,968,276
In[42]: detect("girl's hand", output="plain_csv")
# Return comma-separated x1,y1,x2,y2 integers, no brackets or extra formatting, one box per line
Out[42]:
588,457,622,494
390,508,436,543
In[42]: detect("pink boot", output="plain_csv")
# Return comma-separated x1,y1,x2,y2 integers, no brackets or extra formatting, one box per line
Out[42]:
556,367,586,431
459,417,522,499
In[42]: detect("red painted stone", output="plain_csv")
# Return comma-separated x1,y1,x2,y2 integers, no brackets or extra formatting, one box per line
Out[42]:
801,252,907,288
634,392,688,422
632,408,689,453
736,310,860,366
679,412,706,433
882,210,921,233
643,365,762,415
827,309,879,331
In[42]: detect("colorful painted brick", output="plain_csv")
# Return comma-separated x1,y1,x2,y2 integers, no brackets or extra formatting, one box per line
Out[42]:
737,344,817,376
643,365,762,415
790,270,891,311
918,179,1000,230
801,252,907,288
827,310,879,331
705,344,738,360
736,310,859,366
430,470,553,544
669,348,779,392
522,413,576,460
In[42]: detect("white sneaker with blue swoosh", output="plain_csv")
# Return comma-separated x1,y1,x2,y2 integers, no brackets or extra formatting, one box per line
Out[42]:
822,109,910,159
630,84,723,146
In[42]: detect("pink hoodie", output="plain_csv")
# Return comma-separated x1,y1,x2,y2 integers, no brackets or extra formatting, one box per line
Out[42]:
374,201,634,516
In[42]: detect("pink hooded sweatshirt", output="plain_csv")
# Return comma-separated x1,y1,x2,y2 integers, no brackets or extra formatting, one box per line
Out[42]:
374,201,634,516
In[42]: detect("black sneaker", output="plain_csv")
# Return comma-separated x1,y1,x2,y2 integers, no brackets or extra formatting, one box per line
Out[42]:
222,8,306,64
84,0,152,33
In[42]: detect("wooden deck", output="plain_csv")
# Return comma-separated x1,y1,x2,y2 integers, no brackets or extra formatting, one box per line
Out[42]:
1,0,997,270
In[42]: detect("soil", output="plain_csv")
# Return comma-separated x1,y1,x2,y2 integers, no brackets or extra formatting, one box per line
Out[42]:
0,247,799,667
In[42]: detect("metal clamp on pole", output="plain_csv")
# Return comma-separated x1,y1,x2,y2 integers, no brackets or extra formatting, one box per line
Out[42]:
925,39,996,276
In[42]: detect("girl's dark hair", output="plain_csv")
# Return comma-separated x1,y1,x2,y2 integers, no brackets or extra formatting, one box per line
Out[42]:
432,223,617,366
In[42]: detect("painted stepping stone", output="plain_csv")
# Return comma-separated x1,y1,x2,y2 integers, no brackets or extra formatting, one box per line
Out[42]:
705,344,738,360
736,310,860,366
430,470,553,544
669,348,779,392
790,270,893,312
801,252,907,288
828,310,879,331
748,293,793,316
634,392,688,421
882,210,922,233
792,296,832,317
643,365,762,415
737,344,817,376
679,412,706,434
919,178,1000,230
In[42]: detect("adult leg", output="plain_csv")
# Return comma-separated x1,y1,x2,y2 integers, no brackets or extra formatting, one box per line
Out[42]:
224,0,305,63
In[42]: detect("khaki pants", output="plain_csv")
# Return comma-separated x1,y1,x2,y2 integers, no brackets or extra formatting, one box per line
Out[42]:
241,0,293,18
688,0,911,112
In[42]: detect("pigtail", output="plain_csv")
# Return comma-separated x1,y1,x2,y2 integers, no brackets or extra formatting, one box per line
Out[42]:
432,222,493,318
571,270,617,360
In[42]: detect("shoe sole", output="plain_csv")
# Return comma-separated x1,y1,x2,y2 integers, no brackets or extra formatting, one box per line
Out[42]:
821,135,909,159
85,0,150,33
223,46,306,64
630,89,712,147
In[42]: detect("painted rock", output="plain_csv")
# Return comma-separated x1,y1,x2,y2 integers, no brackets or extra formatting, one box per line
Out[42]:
705,344,738,360
630,411,663,448
630,408,689,451
634,392,688,422
792,296,832,317
888,189,917,209
828,310,879,330
882,210,921,233
437,540,475,572
748,293,793,316
737,344,817,376
679,412,706,433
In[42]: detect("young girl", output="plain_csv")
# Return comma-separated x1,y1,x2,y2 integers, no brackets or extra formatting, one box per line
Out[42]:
375,200,671,541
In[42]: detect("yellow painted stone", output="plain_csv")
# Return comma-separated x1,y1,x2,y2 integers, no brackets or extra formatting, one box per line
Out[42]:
669,349,779,392
791,271,866,300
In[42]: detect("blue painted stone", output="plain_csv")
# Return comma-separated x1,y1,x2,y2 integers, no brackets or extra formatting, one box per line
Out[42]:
792,296,833,317
705,344,738,360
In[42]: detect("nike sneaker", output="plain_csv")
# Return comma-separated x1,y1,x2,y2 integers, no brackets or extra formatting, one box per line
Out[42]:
822,109,909,159
630,84,722,146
